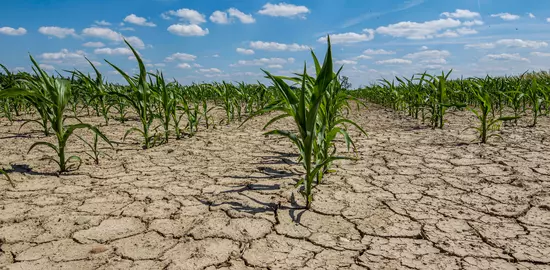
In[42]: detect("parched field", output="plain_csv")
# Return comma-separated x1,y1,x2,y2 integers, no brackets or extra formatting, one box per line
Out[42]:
0,105,549,270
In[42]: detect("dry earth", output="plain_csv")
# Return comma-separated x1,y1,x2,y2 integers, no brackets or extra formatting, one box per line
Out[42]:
0,105,549,270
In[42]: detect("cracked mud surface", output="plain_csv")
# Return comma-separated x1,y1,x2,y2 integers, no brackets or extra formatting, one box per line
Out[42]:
0,105,549,269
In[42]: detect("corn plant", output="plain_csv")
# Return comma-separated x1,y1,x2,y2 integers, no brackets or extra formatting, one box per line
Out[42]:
149,71,176,143
0,56,111,172
71,58,111,125
249,37,349,209
106,40,157,149
468,78,519,143
77,133,111,165
0,169,14,188
422,70,465,129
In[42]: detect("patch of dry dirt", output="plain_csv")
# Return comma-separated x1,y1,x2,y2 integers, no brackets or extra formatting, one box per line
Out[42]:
0,105,549,269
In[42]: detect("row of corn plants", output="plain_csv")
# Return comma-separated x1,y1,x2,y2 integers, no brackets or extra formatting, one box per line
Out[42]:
354,70,550,143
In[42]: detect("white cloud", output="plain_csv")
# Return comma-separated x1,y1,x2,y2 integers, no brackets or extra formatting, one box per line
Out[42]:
437,27,477,37
528,13,535,19
38,26,77,38
436,30,459,38
354,55,372,60
82,27,120,41
258,3,310,18
0,27,27,36
267,64,283,69
199,68,222,73
496,39,548,49
491,13,520,21
227,8,255,24
375,59,412,65
465,43,496,49
154,63,166,67
193,63,202,68
167,24,209,36
164,9,206,24
94,47,133,55
547,18,550,23
236,48,255,55
39,64,55,70
124,14,156,27
531,52,550,57
462,20,484,26
363,49,395,55
441,9,480,19
83,42,105,47
335,60,358,65
165,52,197,62
177,63,191,69
231,57,294,67
484,53,529,62
404,50,451,60
210,11,230,24
376,18,461,39
420,46,428,50
94,20,111,26
318,29,375,44
120,27,135,31
41,49,86,61
250,41,309,51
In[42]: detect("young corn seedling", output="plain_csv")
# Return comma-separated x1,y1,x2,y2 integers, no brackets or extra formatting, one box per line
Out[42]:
422,70,466,129
0,169,15,188
71,58,111,125
150,71,176,143
106,40,157,149
249,36,347,209
77,133,112,165
468,78,519,143
1,55,112,172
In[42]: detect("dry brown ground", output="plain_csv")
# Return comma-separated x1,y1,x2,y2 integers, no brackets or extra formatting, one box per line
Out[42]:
0,105,549,270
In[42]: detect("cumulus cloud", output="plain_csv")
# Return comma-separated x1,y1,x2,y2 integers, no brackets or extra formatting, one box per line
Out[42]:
167,24,209,36
484,53,529,62
41,49,86,61
258,3,310,18
165,52,197,62
250,41,309,51
177,63,191,69
38,26,77,38
376,18,461,39
39,64,55,70
163,8,206,24
363,49,396,55
528,13,535,19
462,20,484,26
94,20,111,26
491,13,520,21
0,26,27,36
375,59,412,65
496,39,548,49
465,43,496,49
318,29,375,44
210,11,230,24
198,68,222,73
227,8,255,23
335,60,358,65
94,47,133,55
124,14,156,27
210,8,255,24
236,48,255,55
440,9,480,19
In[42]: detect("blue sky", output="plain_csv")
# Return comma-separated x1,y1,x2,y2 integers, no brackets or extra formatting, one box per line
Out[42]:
1,0,550,87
